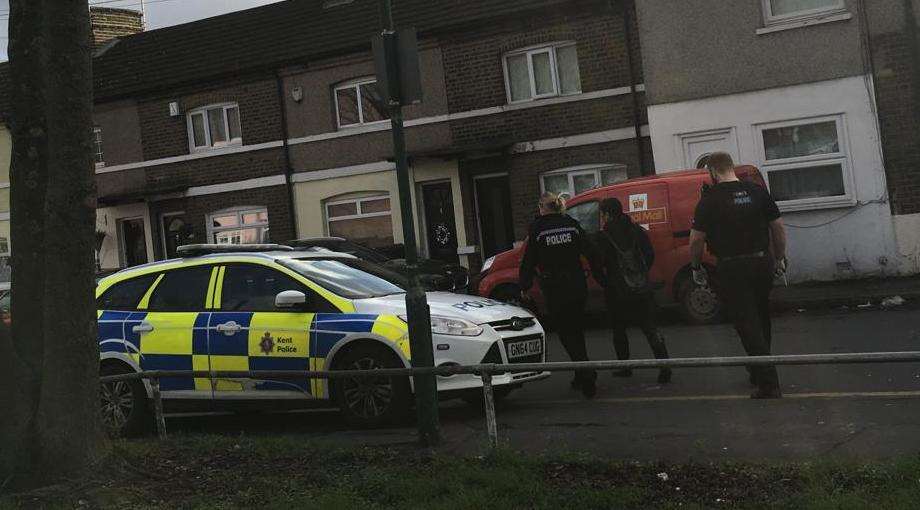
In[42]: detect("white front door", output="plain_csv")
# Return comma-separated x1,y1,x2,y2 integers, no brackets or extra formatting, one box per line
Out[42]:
680,128,740,169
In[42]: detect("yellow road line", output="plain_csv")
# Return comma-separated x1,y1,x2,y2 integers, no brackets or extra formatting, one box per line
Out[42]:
526,390,920,406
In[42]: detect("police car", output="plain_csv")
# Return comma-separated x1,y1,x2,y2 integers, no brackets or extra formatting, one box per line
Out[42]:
97,244,548,435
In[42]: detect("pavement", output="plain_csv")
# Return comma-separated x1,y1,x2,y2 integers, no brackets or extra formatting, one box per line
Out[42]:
166,302,920,462
772,274,920,311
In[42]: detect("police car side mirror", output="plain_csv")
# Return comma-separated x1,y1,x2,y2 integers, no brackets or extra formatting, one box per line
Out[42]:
275,290,307,310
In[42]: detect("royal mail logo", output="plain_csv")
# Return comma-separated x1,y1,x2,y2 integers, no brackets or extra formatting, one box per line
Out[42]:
628,207,668,226
629,193,648,212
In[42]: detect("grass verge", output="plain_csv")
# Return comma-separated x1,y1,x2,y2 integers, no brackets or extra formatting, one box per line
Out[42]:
2,435,919,509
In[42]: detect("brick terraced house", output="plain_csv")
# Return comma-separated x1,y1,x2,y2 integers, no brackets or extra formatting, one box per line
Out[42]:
4,0,914,282
1,0,650,272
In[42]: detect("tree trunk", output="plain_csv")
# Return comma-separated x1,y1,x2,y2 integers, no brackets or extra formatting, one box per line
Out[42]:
0,0,101,489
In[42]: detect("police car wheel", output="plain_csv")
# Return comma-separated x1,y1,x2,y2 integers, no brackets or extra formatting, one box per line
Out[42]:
677,277,722,325
100,364,151,437
332,344,410,428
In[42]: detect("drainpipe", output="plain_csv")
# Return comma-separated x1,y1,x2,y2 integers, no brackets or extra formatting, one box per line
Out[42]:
618,0,648,176
275,71,299,241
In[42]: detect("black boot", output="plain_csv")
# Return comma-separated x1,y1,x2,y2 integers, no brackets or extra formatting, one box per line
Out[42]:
580,370,597,398
657,368,672,384
750,387,782,399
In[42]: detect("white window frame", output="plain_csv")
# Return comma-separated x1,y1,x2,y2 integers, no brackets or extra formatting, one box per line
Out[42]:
539,164,628,200
761,0,847,27
93,126,105,169
502,42,580,104
186,102,243,153
754,114,856,212
207,206,269,245
325,194,393,236
334,78,390,129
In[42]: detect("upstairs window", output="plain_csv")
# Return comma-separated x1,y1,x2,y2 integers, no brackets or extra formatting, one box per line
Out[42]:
93,126,105,167
503,42,581,103
187,103,242,152
334,78,389,128
762,0,847,26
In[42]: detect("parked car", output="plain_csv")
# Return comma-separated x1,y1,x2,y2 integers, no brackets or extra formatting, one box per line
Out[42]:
289,237,470,293
474,166,769,324
96,244,547,436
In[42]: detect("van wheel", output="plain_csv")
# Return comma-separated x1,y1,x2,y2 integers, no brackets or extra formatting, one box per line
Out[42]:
677,276,722,325
491,284,523,306
332,343,411,428
100,364,151,438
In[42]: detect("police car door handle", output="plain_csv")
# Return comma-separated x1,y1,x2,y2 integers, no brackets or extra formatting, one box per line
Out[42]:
132,322,154,334
216,321,242,335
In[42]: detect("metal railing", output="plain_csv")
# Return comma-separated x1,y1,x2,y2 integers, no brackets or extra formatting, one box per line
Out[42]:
100,351,920,446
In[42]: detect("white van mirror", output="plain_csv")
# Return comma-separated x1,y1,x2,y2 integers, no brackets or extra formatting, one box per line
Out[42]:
275,290,307,309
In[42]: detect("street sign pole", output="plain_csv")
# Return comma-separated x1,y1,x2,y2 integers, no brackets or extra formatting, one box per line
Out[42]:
378,0,441,447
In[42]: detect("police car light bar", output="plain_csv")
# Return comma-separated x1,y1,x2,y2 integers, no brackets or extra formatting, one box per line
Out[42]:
176,244,295,257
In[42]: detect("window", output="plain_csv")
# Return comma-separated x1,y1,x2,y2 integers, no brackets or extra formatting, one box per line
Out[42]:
503,43,581,103
762,0,846,26
187,103,242,151
96,274,158,311
540,165,627,200
756,116,853,210
208,207,269,245
93,127,104,167
325,195,394,248
220,264,335,312
334,78,389,128
147,266,213,312
566,201,600,234
280,258,405,299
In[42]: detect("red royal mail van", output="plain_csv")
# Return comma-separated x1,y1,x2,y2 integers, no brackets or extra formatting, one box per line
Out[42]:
474,166,768,324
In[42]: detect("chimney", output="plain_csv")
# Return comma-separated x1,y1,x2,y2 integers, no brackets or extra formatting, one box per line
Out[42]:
90,7,144,49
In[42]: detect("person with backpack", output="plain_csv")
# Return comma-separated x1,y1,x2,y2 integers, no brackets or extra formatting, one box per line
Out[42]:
596,197,672,384
520,192,603,398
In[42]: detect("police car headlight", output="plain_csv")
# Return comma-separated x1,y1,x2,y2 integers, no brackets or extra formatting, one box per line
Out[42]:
399,315,483,336
480,255,496,273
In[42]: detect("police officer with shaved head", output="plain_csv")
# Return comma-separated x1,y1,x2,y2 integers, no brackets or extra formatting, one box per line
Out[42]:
690,152,788,399
520,192,602,398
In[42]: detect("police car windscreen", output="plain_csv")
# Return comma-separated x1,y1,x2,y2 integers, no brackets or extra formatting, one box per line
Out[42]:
280,258,406,299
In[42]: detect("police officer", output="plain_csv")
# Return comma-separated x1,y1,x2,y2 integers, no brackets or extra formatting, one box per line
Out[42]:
596,198,672,384
520,192,601,398
689,152,787,399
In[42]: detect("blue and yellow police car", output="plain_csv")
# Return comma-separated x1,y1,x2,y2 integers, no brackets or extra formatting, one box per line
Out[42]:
97,244,548,435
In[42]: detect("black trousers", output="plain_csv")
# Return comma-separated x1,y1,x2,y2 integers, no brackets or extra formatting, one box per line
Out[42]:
606,293,669,362
716,257,779,392
545,291,596,384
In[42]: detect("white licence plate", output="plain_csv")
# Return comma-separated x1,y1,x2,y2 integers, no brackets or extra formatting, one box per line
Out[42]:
506,338,543,359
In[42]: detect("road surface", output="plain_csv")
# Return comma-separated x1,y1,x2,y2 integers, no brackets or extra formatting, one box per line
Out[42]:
167,305,920,461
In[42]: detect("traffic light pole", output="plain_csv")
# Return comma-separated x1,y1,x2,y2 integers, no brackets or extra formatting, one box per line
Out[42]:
380,0,441,447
